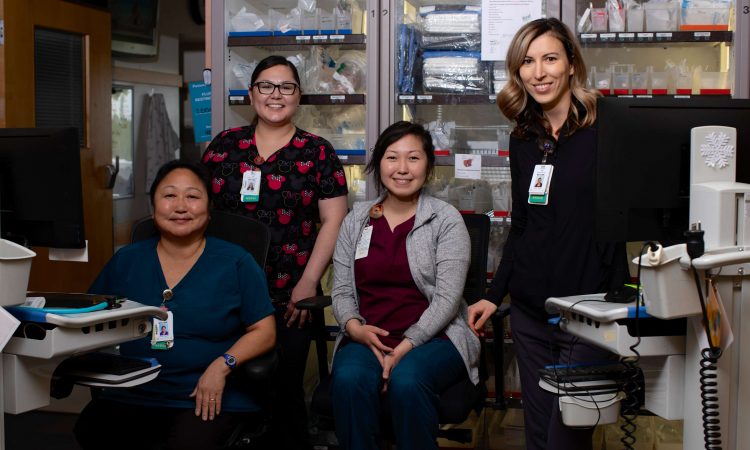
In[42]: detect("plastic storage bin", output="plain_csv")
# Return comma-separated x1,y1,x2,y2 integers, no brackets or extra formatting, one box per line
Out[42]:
591,8,608,32
631,71,649,95
627,8,645,32
0,239,36,307
559,392,624,427
699,71,730,95
645,2,680,31
650,71,669,95
681,6,730,31
636,244,703,319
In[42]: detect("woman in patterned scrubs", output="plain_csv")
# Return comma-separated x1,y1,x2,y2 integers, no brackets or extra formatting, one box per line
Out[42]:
202,55,348,450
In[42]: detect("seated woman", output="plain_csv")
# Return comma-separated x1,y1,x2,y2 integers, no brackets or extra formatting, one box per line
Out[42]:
330,121,480,450
74,161,276,450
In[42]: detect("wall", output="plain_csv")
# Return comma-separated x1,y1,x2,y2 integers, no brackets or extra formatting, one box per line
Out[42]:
110,0,206,249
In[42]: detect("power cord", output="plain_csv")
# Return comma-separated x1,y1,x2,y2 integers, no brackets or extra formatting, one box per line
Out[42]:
685,223,722,450
618,241,657,450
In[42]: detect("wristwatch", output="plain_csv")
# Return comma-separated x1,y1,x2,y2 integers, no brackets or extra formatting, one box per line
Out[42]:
223,353,237,370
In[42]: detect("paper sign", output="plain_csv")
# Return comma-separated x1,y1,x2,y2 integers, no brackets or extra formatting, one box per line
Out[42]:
189,81,212,143
455,154,483,180
481,0,544,61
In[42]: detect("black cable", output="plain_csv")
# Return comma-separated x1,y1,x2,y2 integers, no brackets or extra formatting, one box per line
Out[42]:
685,224,723,450
619,241,657,450
690,266,723,450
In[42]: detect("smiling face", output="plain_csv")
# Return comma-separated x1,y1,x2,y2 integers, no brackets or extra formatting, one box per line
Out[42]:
249,64,300,127
152,168,210,241
380,134,428,203
519,32,574,116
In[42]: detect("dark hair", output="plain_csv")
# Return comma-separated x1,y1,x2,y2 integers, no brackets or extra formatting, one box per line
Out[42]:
250,55,302,88
149,160,213,206
496,17,598,138
366,121,435,195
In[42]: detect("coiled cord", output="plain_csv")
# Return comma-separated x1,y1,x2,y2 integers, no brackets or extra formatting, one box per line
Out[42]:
618,242,655,450
690,265,723,450
699,346,722,449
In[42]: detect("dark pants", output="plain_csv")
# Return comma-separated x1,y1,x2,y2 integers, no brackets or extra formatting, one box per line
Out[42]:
510,302,616,450
330,338,468,450
74,398,251,450
264,307,313,450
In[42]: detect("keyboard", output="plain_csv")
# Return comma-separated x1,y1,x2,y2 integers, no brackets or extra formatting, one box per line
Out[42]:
539,363,627,384
60,352,152,376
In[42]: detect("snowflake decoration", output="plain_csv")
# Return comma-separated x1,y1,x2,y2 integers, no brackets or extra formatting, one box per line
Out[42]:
700,131,734,169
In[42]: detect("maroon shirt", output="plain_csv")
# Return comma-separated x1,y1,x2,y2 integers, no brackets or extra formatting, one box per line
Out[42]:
355,215,428,349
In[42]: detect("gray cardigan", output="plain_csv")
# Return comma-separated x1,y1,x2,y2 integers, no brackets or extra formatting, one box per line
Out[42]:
331,193,481,384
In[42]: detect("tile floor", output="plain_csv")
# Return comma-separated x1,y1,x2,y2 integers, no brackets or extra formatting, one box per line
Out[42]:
4,407,528,450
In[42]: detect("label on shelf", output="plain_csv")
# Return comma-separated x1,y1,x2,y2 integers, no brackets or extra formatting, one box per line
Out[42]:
637,33,654,40
488,95,496,102
600,33,616,41
618,33,635,40
330,35,345,41
329,95,346,102
313,35,328,42
581,33,597,39
399,95,415,102
295,36,311,42
693,32,711,39
416,95,433,102
229,95,246,102
655,32,673,40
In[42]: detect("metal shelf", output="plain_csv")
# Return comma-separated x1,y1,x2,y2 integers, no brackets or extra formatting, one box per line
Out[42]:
578,30,732,44
398,94,498,105
227,33,366,50
228,93,366,106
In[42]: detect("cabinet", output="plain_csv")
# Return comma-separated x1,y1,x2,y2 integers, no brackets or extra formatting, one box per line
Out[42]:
562,1,749,99
210,0,380,207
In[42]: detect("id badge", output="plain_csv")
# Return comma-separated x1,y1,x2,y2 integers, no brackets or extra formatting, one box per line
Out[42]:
151,311,174,350
528,164,554,206
355,225,373,259
240,170,261,203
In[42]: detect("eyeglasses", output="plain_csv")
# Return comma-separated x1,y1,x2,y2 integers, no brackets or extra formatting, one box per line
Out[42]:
252,81,300,96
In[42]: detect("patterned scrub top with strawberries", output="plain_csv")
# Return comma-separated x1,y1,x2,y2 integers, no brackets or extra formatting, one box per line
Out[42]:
201,125,348,302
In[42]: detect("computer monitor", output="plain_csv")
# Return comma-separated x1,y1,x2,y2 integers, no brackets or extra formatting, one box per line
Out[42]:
0,127,86,248
595,97,750,244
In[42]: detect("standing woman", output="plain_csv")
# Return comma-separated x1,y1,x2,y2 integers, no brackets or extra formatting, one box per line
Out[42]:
201,55,349,449
467,18,628,450
330,121,480,450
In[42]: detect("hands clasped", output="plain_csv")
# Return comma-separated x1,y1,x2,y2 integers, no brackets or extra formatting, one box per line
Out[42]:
345,319,414,392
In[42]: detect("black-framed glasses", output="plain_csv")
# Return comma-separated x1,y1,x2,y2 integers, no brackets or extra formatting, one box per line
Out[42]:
252,81,300,96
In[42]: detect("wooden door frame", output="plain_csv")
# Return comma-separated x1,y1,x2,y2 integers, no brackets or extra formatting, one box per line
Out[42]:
0,0,113,292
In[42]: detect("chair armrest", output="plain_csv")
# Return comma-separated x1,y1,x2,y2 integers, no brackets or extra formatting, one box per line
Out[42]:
238,348,278,382
494,303,511,318
294,295,332,310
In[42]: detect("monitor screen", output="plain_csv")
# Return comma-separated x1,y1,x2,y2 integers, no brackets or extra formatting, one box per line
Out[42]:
0,127,86,248
596,97,750,244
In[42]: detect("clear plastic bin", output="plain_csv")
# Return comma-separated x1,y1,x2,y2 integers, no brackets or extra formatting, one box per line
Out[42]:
645,2,680,31
631,71,648,95
650,71,669,95
681,6,730,31
699,71,730,95
608,4,625,32
675,72,693,95
627,8,645,32
592,69,612,95
611,64,633,96
591,8,608,32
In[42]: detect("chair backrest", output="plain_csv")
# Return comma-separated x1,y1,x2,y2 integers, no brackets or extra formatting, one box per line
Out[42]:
461,213,491,305
130,210,270,268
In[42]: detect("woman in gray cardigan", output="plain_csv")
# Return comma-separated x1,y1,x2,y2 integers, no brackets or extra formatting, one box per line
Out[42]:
330,121,480,450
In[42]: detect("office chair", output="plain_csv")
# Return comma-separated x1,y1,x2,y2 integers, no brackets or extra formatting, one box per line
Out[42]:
297,213,493,447
130,210,277,449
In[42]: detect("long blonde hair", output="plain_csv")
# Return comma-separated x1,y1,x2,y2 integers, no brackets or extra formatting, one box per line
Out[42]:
496,18,599,138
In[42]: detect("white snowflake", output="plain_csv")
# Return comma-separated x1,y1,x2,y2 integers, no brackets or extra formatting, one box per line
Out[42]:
700,131,734,169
